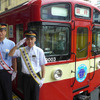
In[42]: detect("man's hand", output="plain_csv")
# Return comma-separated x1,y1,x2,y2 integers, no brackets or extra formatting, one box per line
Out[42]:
12,71,17,81
16,38,26,48
39,78,45,88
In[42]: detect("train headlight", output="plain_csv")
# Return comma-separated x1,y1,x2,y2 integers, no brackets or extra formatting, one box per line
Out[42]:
52,69,62,80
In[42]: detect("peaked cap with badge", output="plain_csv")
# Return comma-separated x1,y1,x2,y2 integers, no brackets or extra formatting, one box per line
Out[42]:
24,30,37,38
0,23,7,31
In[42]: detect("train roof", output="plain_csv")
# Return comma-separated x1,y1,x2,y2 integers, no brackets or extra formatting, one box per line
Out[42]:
41,0,92,6
0,0,100,16
40,0,99,10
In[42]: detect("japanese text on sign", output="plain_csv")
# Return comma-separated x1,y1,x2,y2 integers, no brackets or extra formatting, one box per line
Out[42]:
75,7,90,17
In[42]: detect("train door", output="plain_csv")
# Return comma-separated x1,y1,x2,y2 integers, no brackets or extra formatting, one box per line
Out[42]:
89,25,100,89
72,21,90,93
89,9,100,90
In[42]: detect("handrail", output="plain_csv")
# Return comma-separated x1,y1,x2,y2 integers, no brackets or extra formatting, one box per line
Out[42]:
90,51,96,81
71,52,76,87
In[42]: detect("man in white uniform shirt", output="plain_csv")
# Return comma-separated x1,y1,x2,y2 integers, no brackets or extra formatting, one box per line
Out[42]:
9,30,47,100
0,23,17,100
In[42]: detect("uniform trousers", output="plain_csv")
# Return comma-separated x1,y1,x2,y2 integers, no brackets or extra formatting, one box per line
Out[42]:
0,70,12,100
23,73,40,100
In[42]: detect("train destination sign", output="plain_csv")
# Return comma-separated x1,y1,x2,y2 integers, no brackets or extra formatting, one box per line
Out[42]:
75,7,90,18
51,7,68,17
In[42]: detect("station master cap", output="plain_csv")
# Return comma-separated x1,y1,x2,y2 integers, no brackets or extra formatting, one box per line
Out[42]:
24,30,37,38
0,23,7,31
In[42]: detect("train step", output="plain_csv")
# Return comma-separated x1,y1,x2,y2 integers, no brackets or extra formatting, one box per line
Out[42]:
12,92,21,100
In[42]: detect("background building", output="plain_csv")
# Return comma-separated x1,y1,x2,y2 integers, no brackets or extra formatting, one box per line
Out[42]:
95,0,100,9
83,0,98,5
80,0,99,8
0,0,30,13
83,0,91,3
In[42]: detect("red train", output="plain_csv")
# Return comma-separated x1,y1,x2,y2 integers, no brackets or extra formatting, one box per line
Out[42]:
0,0,100,99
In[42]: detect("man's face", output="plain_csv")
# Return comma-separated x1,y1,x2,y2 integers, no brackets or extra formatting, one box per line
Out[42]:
26,37,36,48
0,30,6,41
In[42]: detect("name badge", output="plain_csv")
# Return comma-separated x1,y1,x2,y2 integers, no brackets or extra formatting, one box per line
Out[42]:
32,55,36,57
4,49,9,60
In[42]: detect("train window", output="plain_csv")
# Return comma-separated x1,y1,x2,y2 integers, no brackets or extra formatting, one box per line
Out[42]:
41,3,70,21
6,24,9,38
92,27,100,55
93,9,100,24
8,0,11,6
76,27,88,58
75,4,91,19
16,24,24,93
28,22,71,62
16,24,23,43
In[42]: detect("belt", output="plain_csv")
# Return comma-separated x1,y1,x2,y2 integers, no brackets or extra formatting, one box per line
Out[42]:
22,72,40,77
0,69,10,72
22,73,31,76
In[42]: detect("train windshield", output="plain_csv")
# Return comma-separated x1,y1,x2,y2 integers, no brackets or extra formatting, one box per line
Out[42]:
28,22,71,62
41,3,70,21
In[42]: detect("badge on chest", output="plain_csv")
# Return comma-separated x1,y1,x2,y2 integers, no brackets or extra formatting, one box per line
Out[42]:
4,49,9,60
32,55,36,57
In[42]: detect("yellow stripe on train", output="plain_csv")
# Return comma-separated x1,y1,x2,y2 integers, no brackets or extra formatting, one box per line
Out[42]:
44,58,100,83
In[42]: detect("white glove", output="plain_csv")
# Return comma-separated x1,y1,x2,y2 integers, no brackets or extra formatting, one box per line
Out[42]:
12,71,17,81
39,78,45,88
16,38,26,48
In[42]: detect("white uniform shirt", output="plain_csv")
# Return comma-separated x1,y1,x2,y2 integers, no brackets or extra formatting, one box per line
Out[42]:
0,38,15,69
13,45,47,74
